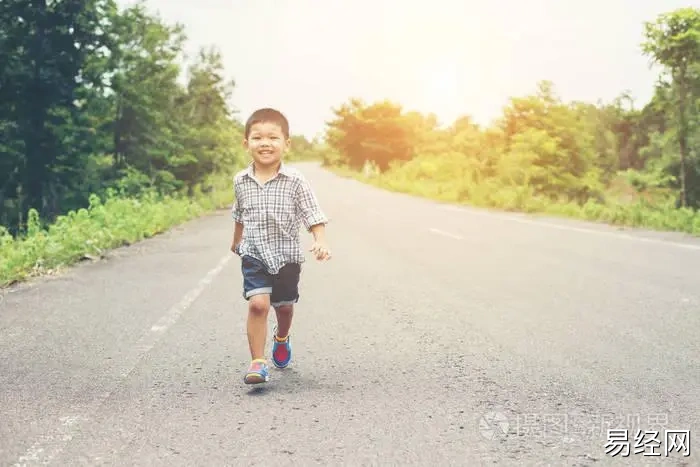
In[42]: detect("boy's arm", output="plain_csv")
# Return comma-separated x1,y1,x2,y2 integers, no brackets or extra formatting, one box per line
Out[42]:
295,176,331,259
309,223,326,243
231,181,244,254
295,176,328,233
231,221,243,254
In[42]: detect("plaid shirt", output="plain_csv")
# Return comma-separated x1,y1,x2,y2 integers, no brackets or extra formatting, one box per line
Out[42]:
231,162,328,274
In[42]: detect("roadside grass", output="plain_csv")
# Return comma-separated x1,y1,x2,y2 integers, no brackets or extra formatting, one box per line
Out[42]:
326,164,700,236
0,173,234,288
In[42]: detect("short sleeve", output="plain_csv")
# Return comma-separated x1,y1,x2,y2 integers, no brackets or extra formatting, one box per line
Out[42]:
295,176,328,231
232,179,243,223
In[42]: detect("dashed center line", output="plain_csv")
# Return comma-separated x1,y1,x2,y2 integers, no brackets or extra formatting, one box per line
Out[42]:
428,228,463,240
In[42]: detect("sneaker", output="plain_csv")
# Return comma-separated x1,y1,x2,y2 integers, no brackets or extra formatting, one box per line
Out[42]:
272,327,292,368
243,359,269,384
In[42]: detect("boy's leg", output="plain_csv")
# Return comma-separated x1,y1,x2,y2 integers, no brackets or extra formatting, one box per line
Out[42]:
247,294,270,360
274,305,294,340
270,263,301,368
241,255,273,384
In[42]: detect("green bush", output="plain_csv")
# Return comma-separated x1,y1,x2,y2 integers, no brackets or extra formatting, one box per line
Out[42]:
0,174,234,288
329,162,700,237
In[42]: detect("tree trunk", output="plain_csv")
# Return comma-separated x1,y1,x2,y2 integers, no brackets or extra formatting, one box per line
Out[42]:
677,69,688,208
24,0,48,219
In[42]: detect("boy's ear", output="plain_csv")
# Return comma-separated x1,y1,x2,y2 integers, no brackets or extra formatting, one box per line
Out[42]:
242,138,249,149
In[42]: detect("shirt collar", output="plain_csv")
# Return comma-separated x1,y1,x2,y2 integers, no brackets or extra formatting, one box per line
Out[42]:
244,161,290,179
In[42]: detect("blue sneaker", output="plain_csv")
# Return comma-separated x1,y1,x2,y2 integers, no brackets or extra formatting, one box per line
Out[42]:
272,327,292,368
243,359,269,384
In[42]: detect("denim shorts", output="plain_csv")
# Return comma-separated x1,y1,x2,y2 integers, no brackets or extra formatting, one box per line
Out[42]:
240,255,301,307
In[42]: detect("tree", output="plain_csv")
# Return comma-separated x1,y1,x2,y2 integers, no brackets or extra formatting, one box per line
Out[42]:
0,0,116,222
496,81,605,202
0,0,245,232
325,99,417,171
642,7,700,207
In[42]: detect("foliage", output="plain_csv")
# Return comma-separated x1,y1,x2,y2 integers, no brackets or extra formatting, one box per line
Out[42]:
285,134,326,162
0,0,314,232
0,174,233,287
642,7,700,207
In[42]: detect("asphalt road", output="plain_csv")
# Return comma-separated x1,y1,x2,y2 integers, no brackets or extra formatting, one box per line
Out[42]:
1,162,699,466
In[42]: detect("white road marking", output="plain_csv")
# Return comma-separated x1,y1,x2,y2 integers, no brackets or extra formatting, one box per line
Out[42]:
13,254,232,467
132,253,231,375
429,227,463,240
439,205,700,251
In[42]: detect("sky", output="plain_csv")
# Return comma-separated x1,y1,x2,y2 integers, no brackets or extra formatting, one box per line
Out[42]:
118,0,698,139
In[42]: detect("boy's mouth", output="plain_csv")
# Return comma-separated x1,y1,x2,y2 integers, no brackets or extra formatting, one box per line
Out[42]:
258,150,273,155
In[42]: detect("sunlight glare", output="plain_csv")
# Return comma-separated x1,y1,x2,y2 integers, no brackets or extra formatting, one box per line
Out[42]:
418,64,461,124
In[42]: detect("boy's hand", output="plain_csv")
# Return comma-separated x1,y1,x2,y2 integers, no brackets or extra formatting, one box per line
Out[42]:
309,241,331,261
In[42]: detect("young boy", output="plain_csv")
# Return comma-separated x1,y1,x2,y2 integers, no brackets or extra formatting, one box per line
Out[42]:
230,108,331,385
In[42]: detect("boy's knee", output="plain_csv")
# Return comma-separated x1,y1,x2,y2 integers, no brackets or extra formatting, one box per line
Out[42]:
248,295,270,315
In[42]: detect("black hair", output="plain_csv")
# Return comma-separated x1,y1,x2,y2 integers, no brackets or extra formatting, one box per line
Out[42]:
244,108,290,139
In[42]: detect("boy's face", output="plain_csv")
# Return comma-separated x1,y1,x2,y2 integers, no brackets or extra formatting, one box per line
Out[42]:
244,121,290,168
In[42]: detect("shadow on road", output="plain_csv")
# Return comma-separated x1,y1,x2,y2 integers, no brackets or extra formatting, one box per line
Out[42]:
246,386,270,396
243,366,332,396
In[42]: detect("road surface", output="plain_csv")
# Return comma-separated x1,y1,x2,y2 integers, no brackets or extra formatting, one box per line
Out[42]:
1,162,698,466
